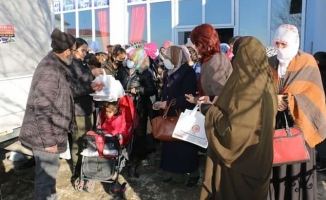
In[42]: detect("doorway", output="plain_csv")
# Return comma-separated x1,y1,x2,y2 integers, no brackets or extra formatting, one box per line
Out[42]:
175,28,234,45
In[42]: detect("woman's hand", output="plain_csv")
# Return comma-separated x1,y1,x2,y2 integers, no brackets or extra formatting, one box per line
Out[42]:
91,81,104,91
185,94,195,104
130,88,137,94
160,101,167,109
277,94,288,111
91,68,103,77
198,96,211,104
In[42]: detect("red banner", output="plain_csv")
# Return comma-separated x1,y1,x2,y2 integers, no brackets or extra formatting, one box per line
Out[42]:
0,25,15,37
0,25,15,43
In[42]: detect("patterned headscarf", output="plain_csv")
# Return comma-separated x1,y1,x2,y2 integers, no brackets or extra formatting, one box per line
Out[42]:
266,46,278,58
273,24,300,77
128,48,148,72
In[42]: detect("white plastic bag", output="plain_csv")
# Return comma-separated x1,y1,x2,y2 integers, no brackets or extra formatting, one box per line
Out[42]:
90,69,125,101
172,105,208,148
59,141,71,160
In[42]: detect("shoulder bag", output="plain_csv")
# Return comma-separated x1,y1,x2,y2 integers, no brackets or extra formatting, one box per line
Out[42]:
151,99,179,141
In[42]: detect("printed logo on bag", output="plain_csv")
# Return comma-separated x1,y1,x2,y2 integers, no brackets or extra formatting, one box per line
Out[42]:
192,125,200,133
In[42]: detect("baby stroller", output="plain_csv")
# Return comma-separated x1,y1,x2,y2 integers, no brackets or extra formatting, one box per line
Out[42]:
73,94,137,197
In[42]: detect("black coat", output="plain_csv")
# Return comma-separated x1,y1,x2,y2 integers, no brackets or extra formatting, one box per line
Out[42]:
160,63,199,174
162,64,197,116
67,59,95,116
116,65,157,159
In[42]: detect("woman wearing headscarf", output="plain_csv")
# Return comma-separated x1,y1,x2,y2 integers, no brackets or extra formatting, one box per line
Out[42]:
198,36,278,199
187,24,232,104
268,24,326,200
116,43,156,167
157,45,199,189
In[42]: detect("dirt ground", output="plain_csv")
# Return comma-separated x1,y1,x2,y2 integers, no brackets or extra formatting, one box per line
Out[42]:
1,147,326,200
0,147,203,200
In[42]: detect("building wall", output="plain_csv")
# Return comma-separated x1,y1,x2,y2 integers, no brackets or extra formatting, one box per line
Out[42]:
304,0,326,54
0,0,53,133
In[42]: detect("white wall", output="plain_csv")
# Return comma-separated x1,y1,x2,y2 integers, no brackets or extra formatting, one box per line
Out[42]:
0,76,32,133
0,0,53,133
304,0,326,54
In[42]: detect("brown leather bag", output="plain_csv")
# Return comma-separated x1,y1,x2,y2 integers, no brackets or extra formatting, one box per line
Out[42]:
151,99,179,141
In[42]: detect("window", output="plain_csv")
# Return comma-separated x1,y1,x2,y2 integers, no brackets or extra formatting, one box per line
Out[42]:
205,0,232,25
177,28,233,45
178,0,202,26
54,0,61,13
94,0,109,7
79,10,92,43
150,2,172,47
63,0,76,11
64,12,76,36
78,0,92,9
128,5,147,43
55,14,61,30
95,8,110,51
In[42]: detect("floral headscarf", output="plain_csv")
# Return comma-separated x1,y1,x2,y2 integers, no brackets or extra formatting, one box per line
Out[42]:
273,24,300,77
266,46,278,58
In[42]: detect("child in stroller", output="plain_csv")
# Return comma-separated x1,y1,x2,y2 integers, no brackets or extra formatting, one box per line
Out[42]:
74,95,137,196
99,100,127,148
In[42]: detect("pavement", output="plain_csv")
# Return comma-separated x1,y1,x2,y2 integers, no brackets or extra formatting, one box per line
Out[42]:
1,147,326,200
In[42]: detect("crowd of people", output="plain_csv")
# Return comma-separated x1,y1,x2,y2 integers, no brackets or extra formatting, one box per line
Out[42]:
17,23,326,200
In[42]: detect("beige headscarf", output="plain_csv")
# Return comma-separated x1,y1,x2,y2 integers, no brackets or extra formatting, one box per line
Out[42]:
164,45,190,74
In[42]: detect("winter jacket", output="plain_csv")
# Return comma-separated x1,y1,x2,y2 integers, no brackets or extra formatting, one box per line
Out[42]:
19,52,76,153
67,59,95,116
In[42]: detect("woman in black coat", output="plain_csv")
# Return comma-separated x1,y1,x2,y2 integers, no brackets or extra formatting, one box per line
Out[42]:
158,45,199,189
116,47,156,163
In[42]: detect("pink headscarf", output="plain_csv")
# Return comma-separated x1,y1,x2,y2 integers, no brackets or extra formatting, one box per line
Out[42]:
162,40,173,49
144,42,158,59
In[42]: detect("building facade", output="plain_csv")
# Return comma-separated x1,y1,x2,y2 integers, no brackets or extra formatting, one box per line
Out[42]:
1,0,326,133
54,0,310,52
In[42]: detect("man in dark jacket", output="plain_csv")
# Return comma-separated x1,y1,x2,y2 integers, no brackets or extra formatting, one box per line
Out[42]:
19,29,103,200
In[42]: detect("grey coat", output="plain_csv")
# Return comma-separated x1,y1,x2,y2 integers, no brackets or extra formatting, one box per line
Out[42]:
200,53,233,96
19,52,76,153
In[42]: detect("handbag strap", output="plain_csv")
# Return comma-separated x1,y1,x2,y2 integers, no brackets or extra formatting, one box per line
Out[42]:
283,112,293,136
163,99,176,118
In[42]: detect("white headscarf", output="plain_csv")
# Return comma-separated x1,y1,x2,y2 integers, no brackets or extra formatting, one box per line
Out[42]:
273,24,300,77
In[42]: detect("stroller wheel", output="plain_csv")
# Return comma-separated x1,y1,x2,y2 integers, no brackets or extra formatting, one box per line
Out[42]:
73,177,84,192
83,180,95,193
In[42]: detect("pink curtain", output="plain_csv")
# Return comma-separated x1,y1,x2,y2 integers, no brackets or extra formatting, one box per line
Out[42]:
129,6,146,43
97,10,109,48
